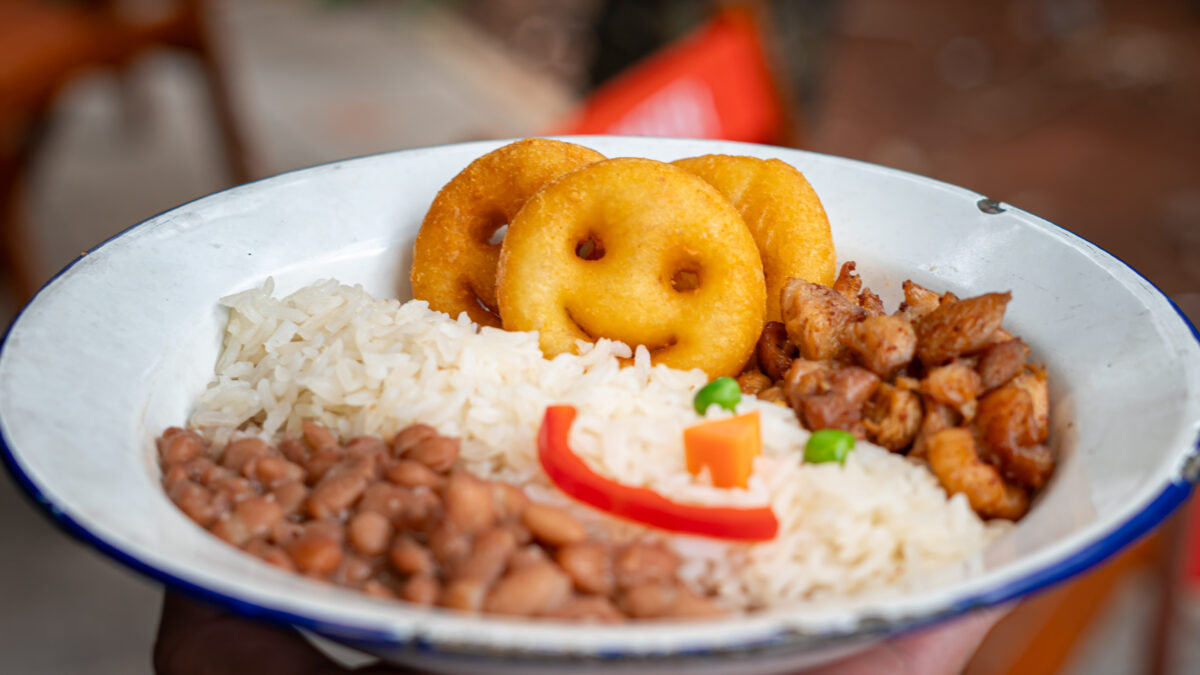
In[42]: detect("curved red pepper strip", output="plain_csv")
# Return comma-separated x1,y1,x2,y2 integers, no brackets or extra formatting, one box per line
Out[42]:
537,405,779,542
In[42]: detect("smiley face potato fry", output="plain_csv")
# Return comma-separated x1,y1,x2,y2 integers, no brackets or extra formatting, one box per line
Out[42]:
411,138,605,327
497,157,767,378
673,154,836,322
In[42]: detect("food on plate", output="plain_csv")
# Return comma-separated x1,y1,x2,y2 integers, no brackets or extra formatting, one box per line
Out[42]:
496,157,766,378
410,138,605,327
158,422,720,620
175,278,1003,618
161,141,1055,621
672,154,837,322
739,261,1053,519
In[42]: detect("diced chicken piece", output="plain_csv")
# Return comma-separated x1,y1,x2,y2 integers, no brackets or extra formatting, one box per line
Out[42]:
920,360,984,410
832,261,884,316
755,321,796,382
926,428,1030,520
977,339,1030,390
909,399,960,460
864,383,923,451
780,279,865,361
784,360,880,435
974,374,1055,488
896,280,942,321
844,315,917,378
914,292,1012,366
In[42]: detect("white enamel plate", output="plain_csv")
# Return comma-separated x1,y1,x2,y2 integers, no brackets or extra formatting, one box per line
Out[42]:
2,138,1198,675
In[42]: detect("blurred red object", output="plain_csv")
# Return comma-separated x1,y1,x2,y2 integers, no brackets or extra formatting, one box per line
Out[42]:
554,7,787,144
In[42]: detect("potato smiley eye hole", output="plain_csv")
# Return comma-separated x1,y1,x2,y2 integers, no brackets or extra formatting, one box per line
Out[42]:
671,267,701,293
487,224,508,246
575,234,606,261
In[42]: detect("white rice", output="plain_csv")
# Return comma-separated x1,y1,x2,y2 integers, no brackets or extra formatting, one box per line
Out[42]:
189,278,1004,610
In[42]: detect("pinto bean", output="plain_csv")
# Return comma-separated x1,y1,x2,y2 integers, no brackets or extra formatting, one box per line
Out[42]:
337,555,376,586
269,520,304,546
618,582,680,619
348,511,393,557
389,536,435,576
452,528,516,584
271,480,309,517
507,545,549,572
301,421,339,453
303,448,342,485
557,541,614,595
491,483,529,522
161,431,205,466
393,424,439,457
401,574,440,606
246,455,305,488
208,475,256,504
385,460,443,489
221,437,272,472
362,580,395,599
210,513,251,546
357,483,409,521
279,437,308,464
483,563,571,616
408,436,459,473
614,543,679,589
235,495,284,539
440,578,490,612
522,503,586,547
443,471,494,534
306,457,375,519
345,436,389,461
427,521,471,567
168,480,220,527
398,488,442,531
286,532,343,576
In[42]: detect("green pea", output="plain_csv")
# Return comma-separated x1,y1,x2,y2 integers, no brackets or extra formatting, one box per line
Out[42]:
804,429,855,464
693,376,742,415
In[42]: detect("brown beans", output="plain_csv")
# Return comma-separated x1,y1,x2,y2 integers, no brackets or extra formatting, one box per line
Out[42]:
306,457,374,519
286,531,343,576
348,511,392,556
522,503,586,547
235,495,284,539
407,436,459,473
483,563,572,616
158,427,705,624
169,480,219,527
301,421,339,453
345,436,389,461
401,574,440,606
357,483,409,521
247,456,305,488
271,481,309,517
452,528,516,584
428,521,471,568
392,424,438,457
557,541,614,595
162,431,205,467
221,437,272,472
443,471,494,535
389,536,435,576
385,460,443,489
615,543,679,589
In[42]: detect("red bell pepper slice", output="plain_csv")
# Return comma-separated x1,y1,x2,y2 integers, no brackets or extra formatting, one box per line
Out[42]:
536,405,779,542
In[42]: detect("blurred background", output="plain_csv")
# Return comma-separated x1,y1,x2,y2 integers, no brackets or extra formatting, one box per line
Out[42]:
1,0,1198,672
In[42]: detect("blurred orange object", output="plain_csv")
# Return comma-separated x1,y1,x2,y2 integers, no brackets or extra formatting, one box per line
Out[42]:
554,7,787,144
0,0,249,305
